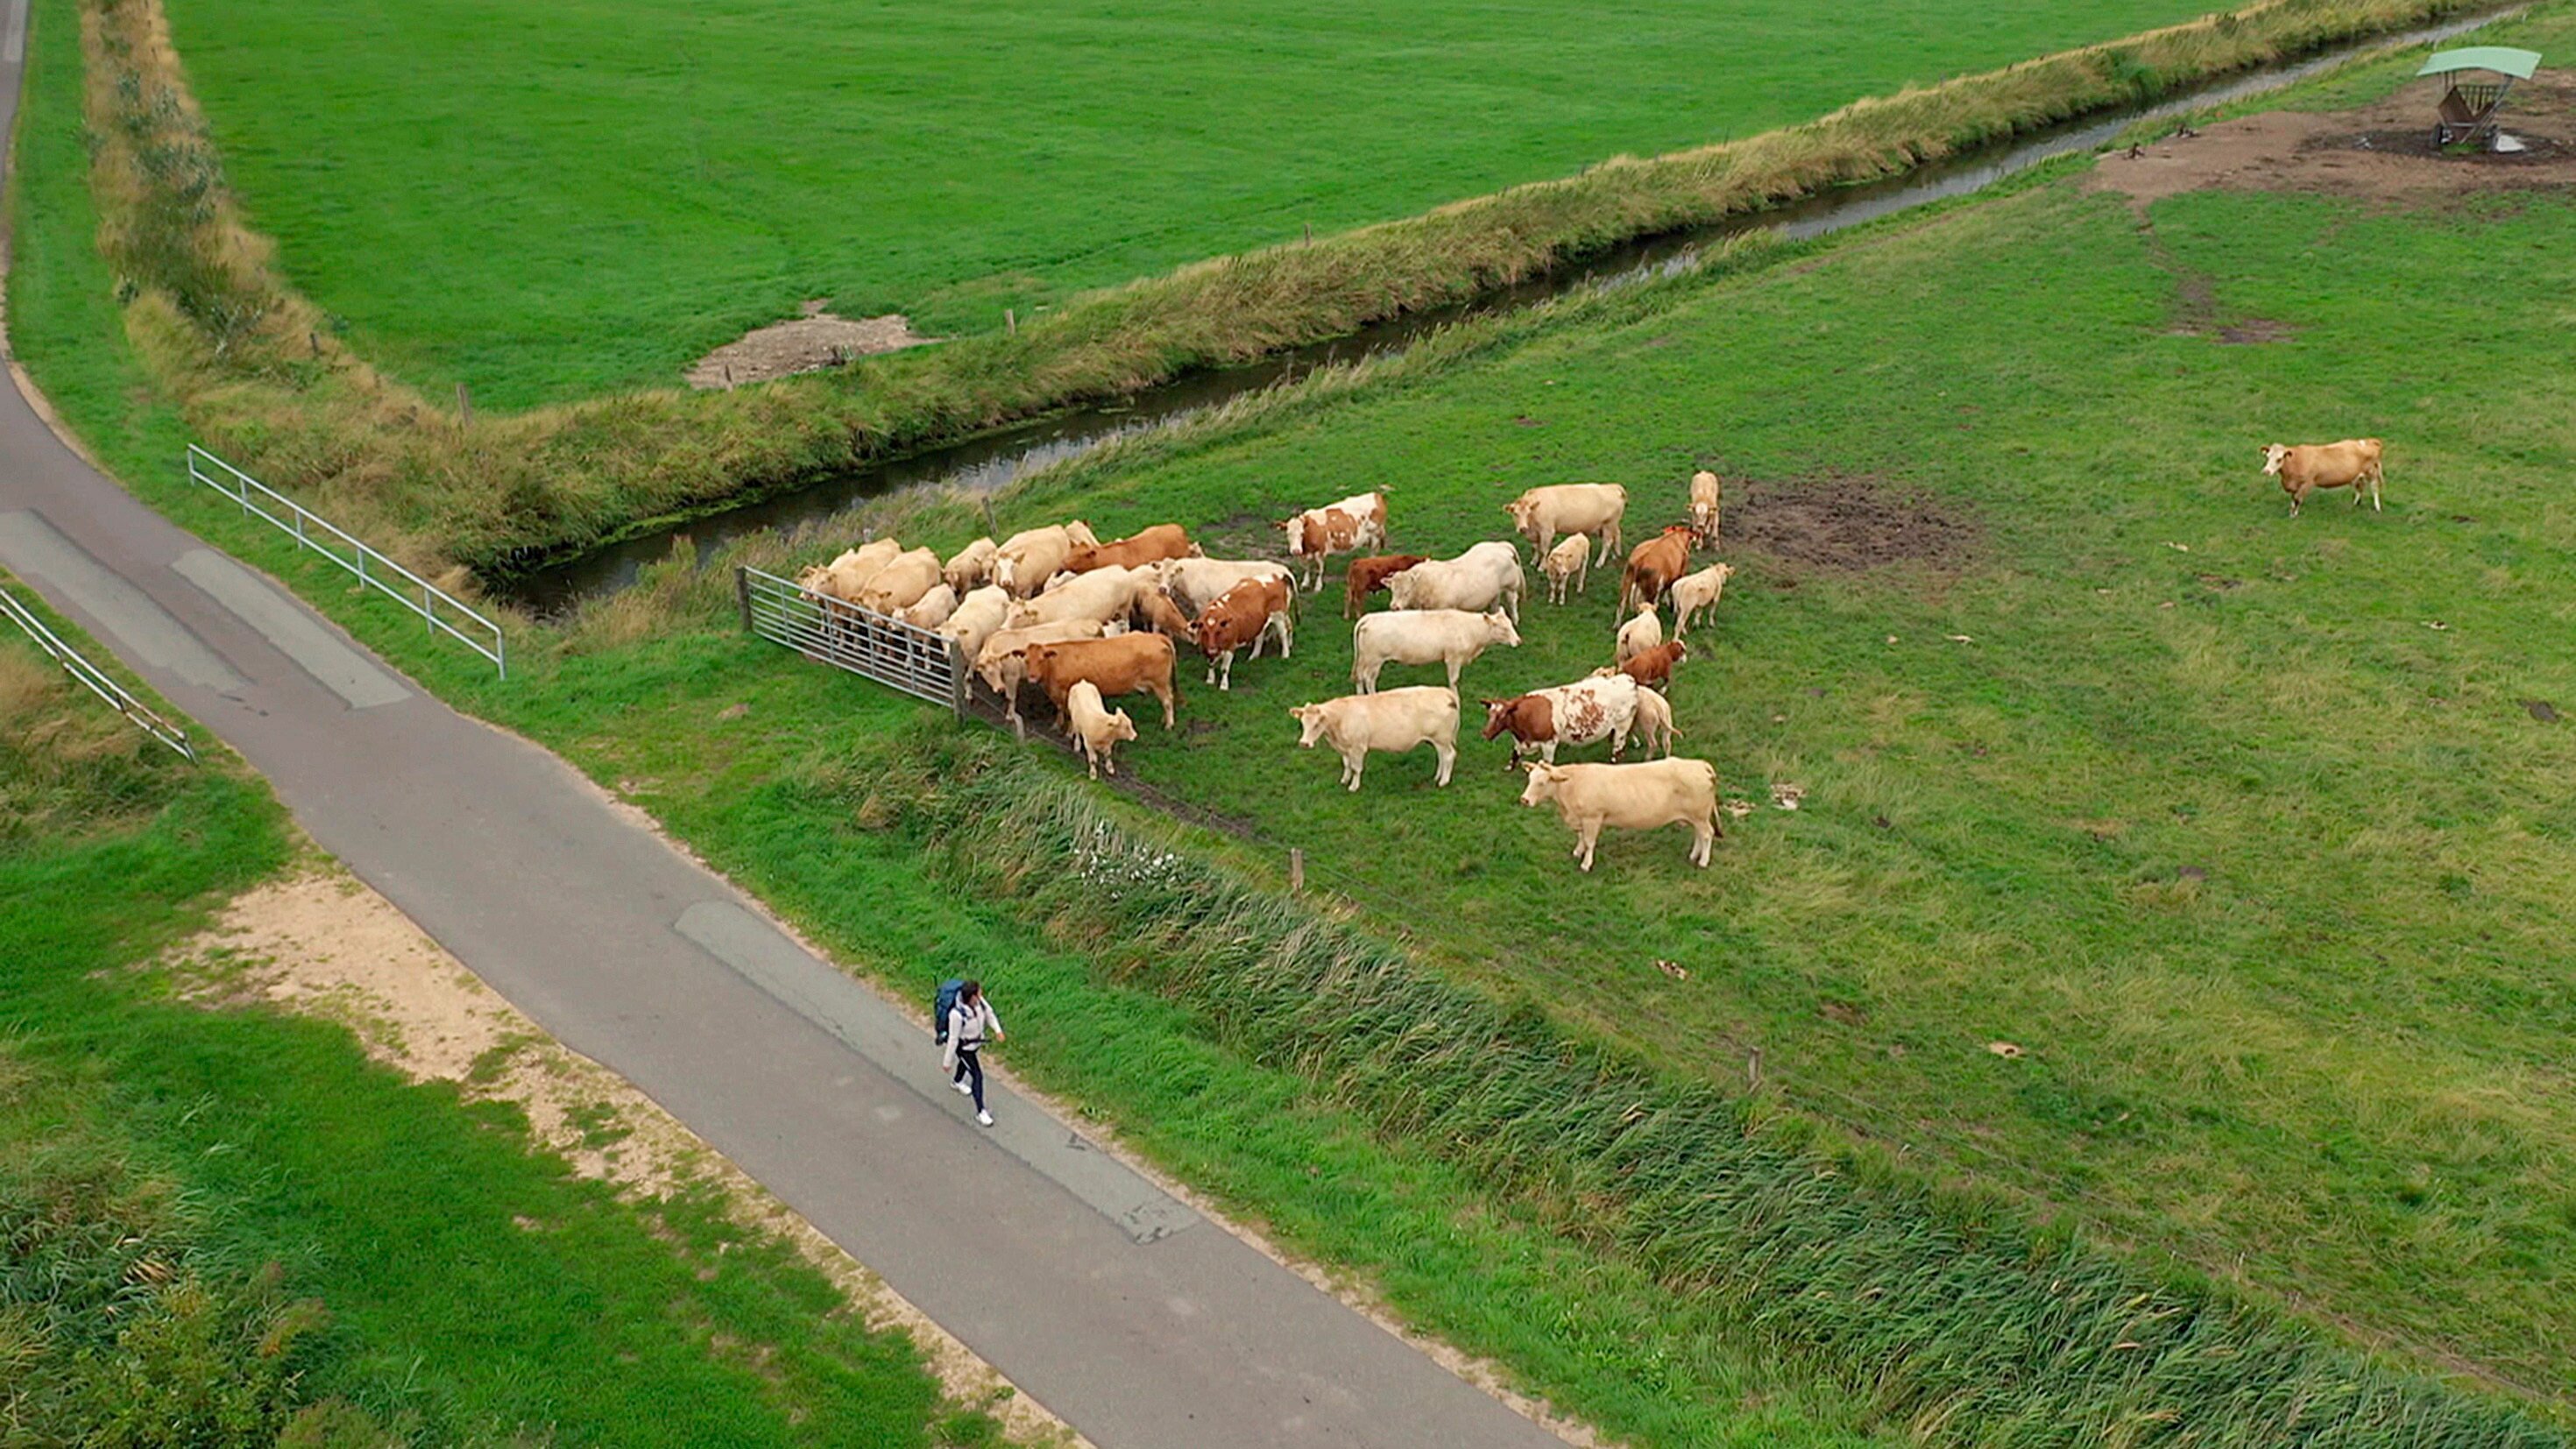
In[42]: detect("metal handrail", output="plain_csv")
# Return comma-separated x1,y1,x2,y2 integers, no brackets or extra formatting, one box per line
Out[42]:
0,583,196,760
184,444,506,676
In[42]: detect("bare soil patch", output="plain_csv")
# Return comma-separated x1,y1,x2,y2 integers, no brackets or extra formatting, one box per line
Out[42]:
686,300,934,389
167,871,1083,1449
1730,473,1978,573
2089,75,2576,210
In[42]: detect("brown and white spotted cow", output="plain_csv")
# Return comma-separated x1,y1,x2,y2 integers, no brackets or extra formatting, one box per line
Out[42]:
1275,491,1389,593
1479,672,1640,769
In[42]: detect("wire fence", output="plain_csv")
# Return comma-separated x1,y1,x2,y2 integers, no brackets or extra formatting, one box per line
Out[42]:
0,583,195,760
185,444,506,676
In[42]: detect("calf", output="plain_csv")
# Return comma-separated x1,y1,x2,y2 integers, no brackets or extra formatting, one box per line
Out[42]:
1630,686,1680,760
1480,673,1638,768
2261,439,2383,516
1289,686,1459,791
1352,609,1520,693
1618,526,1697,616
1276,491,1389,593
1024,633,1179,732
1131,585,1194,642
1667,562,1733,638
1688,470,1722,546
1540,534,1591,604
1610,640,1688,692
973,620,1108,727
1343,553,1426,619
1504,483,1627,566
1614,604,1663,667
1190,576,1295,690
1386,541,1525,623
1065,523,1197,574
943,537,998,594
1519,758,1721,872
1065,681,1137,781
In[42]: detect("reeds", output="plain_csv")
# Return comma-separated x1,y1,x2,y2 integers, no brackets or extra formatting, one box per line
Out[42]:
858,736,2560,1445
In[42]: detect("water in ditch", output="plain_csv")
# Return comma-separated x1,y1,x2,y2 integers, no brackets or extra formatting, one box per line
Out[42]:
499,9,2510,616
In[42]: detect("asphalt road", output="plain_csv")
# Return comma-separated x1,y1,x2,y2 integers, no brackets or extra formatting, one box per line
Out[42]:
0,10,1568,1443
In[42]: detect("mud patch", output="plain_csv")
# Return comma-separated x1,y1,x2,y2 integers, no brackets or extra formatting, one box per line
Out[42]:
686,300,934,390
1730,473,1978,573
2088,76,2576,211
166,871,1084,1449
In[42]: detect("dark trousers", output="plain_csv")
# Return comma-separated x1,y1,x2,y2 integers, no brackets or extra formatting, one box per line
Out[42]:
952,1047,984,1110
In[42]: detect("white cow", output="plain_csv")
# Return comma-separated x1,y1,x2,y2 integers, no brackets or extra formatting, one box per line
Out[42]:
993,522,1100,597
1066,681,1137,781
1667,562,1733,638
796,538,902,602
1518,758,1721,872
1351,609,1520,693
1289,687,1459,791
1540,534,1591,604
937,585,1013,662
1614,604,1663,667
898,583,959,629
1155,557,1297,616
1384,541,1525,623
1005,566,1143,630
1688,470,1722,545
1504,484,1627,566
854,548,942,613
943,537,999,594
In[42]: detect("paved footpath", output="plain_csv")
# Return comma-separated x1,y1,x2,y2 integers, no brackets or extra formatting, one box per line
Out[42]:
0,12,1567,1444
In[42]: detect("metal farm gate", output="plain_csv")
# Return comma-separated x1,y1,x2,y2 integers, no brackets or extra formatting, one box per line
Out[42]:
737,565,967,716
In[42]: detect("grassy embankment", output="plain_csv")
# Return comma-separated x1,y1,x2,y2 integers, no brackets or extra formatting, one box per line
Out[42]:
63,0,2499,576
15,0,2576,1440
0,585,999,1443
159,0,2233,406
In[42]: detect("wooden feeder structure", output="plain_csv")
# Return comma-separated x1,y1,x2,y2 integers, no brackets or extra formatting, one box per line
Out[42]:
2418,46,2543,149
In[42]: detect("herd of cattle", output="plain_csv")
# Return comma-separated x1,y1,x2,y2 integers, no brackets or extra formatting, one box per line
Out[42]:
794,474,1740,871
790,438,2383,872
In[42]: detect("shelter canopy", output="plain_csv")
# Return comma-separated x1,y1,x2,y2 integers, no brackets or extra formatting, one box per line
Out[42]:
2417,46,2543,80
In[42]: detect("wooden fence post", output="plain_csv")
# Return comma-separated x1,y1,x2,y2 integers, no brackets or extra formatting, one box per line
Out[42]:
456,382,472,428
1289,848,1305,892
948,641,970,721
734,568,754,634
1005,307,1017,336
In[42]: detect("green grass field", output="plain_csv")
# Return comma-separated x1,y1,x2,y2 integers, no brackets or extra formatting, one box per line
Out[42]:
0,592,992,1445
159,0,2225,406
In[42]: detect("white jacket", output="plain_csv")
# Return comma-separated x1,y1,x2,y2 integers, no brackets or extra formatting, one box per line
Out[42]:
944,997,1003,1070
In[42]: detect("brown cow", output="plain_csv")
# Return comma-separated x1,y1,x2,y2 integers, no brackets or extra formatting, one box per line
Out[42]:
1131,585,1194,641
1343,554,1426,619
1023,633,1179,732
1618,526,1697,616
1190,576,1294,690
1066,523,1197,574
2261,439,2383,516
1613,640,1688,692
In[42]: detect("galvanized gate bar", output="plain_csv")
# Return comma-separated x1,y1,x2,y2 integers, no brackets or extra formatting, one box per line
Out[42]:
739,565,966,716
0,581,196,760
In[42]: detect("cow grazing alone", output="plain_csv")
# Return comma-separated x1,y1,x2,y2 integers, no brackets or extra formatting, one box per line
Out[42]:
1065,682,1137,781
1688,470,1722,546
854,548,943,613
1024,633,1178,733
796,538,902,603
938,585,1014,663
1519,758,1721,872
1277,491,1389,593
1614,604,1663,668
993,521,1100,596
1289,687,1459,791
1607,640,1688,692
1006,565,1143,630
1540,534,1591,604
1630,686,1679,759
1191,576,1294,690
1619,526,1696,616
2261,439,2383,516
1504,483,1627,567
1481,673,1639,769
973,619,1108,725
1157,557,1297,616
1343,554,1426,619
899,583,959,630
1351,609,1520,693
1385,541,1525,623
1066,523,1197,575
943,537,998,594
1667,562,1733,638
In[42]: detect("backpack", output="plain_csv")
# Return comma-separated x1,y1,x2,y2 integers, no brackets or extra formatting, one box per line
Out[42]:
932,979,966,1044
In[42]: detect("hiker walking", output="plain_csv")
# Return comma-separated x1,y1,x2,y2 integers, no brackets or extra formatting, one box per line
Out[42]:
943,979,1004,1127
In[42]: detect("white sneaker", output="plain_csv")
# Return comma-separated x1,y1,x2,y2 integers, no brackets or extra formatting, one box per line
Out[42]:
976,1110,994,1127
954,1079,973,1097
